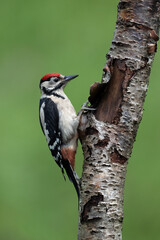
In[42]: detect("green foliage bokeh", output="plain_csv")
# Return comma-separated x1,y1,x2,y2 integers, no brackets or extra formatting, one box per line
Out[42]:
0,0,160,239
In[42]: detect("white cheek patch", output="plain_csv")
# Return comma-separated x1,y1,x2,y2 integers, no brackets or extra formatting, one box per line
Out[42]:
41,81,49,89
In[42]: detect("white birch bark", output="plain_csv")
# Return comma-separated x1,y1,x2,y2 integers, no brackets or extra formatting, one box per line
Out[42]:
78,0,160,239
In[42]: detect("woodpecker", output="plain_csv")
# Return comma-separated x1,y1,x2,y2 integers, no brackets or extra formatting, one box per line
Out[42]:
39,72,80,198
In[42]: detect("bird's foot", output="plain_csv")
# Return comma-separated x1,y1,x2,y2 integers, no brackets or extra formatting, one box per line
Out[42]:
78,101,96,116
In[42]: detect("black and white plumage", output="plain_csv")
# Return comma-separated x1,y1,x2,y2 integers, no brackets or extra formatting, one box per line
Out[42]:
39,73,80,198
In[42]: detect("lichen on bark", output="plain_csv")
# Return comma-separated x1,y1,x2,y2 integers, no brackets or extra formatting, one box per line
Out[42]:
78,0,160,239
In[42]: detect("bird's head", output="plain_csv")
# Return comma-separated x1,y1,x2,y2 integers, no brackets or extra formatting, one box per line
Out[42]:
39,73,78,94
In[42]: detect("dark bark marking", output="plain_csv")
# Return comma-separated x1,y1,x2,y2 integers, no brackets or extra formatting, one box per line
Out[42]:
86,127,98,136
87,145,92,157
81,193,104,223
112,41,131,48
111,149,127,164
119,216,124,223
94,137,109,148
86,217,102,223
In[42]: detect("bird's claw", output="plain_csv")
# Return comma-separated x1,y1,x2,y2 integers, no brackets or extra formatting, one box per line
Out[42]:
78,101,96,117
81,100,96,111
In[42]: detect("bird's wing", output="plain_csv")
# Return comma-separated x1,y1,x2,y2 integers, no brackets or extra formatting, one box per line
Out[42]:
39,98,64,170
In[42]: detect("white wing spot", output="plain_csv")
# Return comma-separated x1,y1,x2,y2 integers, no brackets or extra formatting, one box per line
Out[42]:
55,152,61,161
49,138,60,150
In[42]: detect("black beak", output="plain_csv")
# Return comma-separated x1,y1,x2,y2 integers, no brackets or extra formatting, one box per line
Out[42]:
64,75,79,82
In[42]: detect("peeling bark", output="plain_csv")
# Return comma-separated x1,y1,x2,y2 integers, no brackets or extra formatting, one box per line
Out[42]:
78,0,160,239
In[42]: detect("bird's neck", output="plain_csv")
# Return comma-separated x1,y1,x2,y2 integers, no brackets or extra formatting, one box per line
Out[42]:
42,87,66,100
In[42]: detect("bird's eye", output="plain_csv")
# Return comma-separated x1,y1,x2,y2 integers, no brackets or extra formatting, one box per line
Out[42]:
54,78,59,82
50,77,59,83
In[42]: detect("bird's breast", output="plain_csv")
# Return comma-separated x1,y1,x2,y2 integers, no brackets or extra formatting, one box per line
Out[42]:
50,95,79,144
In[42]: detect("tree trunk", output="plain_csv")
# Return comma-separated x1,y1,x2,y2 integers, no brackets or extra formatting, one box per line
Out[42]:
78,0,160,239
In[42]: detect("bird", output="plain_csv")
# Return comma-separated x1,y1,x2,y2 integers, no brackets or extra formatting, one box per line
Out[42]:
39,72,80,198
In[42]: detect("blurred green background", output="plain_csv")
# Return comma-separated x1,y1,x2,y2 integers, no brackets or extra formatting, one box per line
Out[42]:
0,0,160,239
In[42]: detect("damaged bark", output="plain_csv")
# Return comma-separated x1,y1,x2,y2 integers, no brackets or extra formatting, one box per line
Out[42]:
78,0,160,239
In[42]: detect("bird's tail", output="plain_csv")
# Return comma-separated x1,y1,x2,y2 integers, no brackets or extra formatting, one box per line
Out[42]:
62,159,80,199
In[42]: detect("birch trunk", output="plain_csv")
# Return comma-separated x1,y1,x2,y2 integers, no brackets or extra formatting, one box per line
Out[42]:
78,0,160,239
